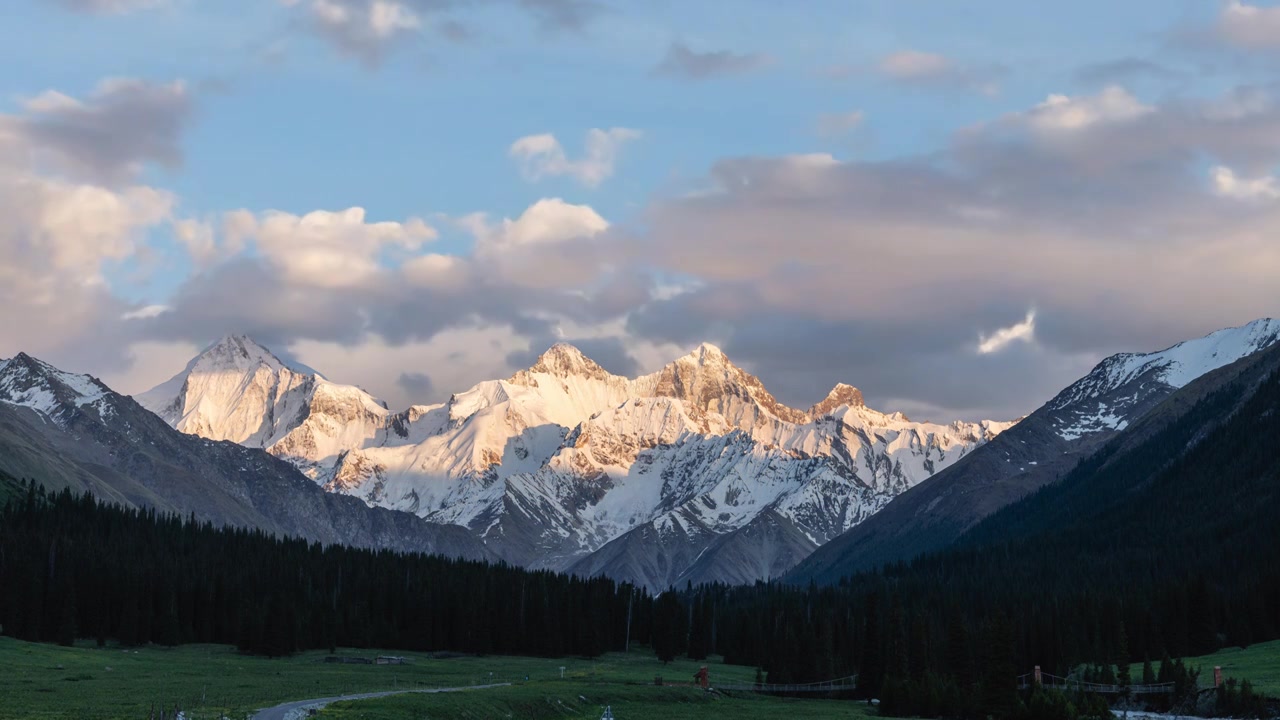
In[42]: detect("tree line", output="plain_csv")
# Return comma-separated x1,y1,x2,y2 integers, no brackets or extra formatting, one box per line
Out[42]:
0,481,651,658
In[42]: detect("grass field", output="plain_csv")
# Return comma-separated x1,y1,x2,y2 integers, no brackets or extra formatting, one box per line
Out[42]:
317,681,874,720
1131,639,1280,696
0,636,868,719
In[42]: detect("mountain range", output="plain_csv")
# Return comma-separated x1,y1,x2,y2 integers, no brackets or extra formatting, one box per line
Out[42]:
2,317,1276,592
787,316,1280,584
137,337,1011,590
0,352,488,561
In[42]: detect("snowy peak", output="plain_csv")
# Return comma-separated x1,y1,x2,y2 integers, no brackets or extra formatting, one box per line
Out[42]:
0,352,110,419
808,383,866,417
636,342,809,425
1046,317,1280,442
191,334,320,379
1052,318,1280,411
518,342,617,382
1127,317,1280,389
137,335,389,476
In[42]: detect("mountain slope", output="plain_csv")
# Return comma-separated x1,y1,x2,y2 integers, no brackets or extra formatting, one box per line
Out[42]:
141,339,1013,590
0,353,490,560
787,317,1280,585
138,335,391,480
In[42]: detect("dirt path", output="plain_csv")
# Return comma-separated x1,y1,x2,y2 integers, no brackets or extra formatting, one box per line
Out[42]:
251,682,511,720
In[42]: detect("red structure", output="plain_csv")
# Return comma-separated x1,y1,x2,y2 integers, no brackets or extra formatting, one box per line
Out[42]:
694,666,709,690
1215,666,1223,688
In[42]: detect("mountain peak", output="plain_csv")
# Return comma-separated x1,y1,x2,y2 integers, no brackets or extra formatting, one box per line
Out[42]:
808,383,866,417
194,335,320,378
523,342,614,381
682,342,729,366
0,352,109,417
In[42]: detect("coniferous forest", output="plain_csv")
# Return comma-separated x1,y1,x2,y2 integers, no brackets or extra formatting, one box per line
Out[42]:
3,367,1279,719
0,482,650,658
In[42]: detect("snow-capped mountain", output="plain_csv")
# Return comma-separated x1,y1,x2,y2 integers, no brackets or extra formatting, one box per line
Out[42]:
141,337,1013,590
1,352,114,422
138,335,391,480
788,317,1280,585
1045,318,1280,440
0,352,487,561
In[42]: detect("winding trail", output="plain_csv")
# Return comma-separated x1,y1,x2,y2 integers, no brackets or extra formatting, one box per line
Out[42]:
251,682,511,720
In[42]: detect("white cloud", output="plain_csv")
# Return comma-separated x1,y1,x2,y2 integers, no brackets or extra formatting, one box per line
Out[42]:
174,218,217,265
288,328,531,408
56,0,166,14
1217,1,1280,50
2,77,191,185
401,253,466,289
121,304,170,320
816,110,865,136
875,50,1001,96
879,50,952,80
1022,86,1153,133
467,198,608,251
228,207,437,288
509,128,641,188
0,76,192,367
1210,165,1280,200
0,176,173,306
978,311,1037,354
282,0,422,65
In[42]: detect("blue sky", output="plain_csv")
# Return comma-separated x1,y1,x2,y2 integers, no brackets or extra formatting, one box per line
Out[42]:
3,0,1280,420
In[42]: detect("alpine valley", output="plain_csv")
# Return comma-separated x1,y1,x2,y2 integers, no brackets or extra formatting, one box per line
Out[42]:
3,318,1276,594
137,336,1014,591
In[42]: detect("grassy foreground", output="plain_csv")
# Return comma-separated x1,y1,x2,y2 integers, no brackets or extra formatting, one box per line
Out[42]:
318,681,873,720
0,636,869,719
1130,639,1280,696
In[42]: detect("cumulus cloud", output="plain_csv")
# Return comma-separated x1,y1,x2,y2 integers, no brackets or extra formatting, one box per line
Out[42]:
509,128,641,187
466,197,608,251
1210,165,1280,199
653,42,773,79
0,77,191,371
619,83,1280,418
1216,1,1280,50
1018,86,1153,133
978,311,1037,354
2,78,192,185
281,0,421,66
281,0,607,66
218,206,437,288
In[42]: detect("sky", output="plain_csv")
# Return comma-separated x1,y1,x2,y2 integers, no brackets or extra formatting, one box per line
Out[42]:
2,0,1280,422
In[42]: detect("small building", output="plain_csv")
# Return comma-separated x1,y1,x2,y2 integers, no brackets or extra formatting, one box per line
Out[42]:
376,656,409,665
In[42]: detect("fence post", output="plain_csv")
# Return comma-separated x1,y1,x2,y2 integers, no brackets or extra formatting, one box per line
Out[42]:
1034,666,1041,685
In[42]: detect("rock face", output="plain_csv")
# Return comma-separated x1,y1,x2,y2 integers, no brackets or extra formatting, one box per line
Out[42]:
0,353,490,561
141,337,1014,591
138,335,391,481
786,317,1280,586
